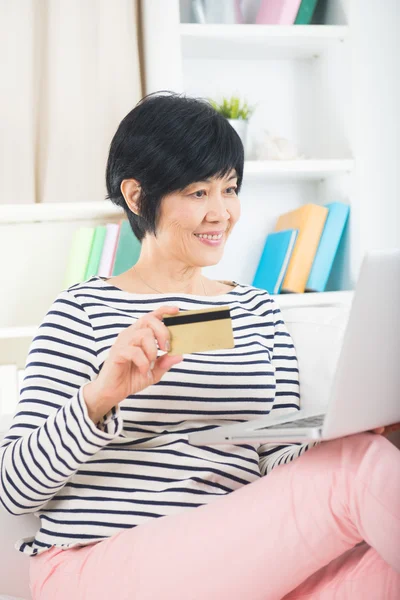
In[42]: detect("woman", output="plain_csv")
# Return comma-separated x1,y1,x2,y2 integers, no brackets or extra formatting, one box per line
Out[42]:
1,92,399,600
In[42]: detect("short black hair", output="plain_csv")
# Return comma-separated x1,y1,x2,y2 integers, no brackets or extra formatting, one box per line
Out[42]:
105,91,244,241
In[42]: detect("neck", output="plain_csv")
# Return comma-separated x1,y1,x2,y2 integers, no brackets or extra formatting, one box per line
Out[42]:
133,243,206,294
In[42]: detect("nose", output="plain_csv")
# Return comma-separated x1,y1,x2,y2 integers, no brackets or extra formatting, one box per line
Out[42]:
206,193,230,222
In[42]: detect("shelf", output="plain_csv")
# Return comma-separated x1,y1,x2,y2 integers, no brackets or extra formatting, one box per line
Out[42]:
244,159,354,181
180,24,349,61
0,201,125,225
0,326,37,340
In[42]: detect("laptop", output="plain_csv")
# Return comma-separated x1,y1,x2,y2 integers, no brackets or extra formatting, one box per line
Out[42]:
188,249,400,446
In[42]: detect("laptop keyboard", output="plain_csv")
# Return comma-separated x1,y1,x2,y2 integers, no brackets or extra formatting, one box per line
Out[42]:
262,414,326,430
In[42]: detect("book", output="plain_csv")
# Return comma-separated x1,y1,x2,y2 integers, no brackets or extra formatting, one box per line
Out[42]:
305,202,350,292
63,227,95,288
294,0,319,24
252,229,298,294
112,219,142,276
98,223,121,277
85,225,107,280
274,204,328,293
256,0,302,25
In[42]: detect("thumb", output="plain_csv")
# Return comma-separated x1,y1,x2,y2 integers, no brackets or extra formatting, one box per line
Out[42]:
153,353,183,380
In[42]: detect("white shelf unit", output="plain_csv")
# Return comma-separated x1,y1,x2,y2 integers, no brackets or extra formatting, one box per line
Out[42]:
155,0,355,292
140,0,399,285
243,159,354,181
180,23,349,60
0,201,125,225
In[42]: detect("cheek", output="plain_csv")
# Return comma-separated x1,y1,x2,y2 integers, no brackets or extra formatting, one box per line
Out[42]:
167,214,197,238
158,196,199,233
159,206,195,233
170,207,202,231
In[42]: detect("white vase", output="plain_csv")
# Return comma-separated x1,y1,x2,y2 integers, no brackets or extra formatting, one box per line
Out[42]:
195,0,243,24
228,118,248,152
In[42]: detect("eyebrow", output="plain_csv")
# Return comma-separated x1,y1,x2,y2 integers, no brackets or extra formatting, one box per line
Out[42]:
197,172,238,184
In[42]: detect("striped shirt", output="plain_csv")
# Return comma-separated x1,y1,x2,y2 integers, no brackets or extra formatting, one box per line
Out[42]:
0,276,315,557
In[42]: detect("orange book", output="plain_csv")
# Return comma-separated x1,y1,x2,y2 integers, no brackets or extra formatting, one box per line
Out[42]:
274,204,328,293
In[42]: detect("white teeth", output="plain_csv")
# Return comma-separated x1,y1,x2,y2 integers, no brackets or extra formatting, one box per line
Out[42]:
195,233,223,240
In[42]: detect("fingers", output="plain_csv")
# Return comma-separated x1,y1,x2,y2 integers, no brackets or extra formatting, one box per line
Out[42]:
136,329,158,368
383,422,400,434
114,336,182,383
130,306,179,352
151,305,180,320
371,427,385,434
153,353,183,378
113,345,150,377
142,315,171,352
370,423,400,435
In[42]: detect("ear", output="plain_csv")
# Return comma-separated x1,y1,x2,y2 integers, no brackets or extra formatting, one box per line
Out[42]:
121,179,141,215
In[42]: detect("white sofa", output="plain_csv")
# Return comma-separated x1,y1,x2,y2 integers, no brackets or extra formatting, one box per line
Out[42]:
0,297,356,599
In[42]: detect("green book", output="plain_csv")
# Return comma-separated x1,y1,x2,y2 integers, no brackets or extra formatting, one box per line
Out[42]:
64,227,95,288
112,220,141,276
85,225,107,279
294,0,319,24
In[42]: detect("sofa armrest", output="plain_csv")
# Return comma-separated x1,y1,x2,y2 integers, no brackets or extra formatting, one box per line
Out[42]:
279,302,351,413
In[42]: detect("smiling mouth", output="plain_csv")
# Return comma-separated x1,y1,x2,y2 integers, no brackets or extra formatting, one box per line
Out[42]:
193,232,224,240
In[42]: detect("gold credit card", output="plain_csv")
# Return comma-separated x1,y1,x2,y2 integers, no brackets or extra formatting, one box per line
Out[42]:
162,305,235,355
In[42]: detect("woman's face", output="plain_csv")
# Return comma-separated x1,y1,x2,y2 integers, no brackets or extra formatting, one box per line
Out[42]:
153,170,240,267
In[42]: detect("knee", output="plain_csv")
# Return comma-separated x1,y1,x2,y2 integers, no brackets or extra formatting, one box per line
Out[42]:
311,432,391,472
339,431,396,472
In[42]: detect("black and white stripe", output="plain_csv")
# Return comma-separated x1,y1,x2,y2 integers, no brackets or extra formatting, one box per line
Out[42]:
0,276,315,556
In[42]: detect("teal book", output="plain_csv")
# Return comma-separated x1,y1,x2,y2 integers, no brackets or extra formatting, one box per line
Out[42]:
112,220,141,276
252,229,298,295
294,0,319,25
305,202,350,292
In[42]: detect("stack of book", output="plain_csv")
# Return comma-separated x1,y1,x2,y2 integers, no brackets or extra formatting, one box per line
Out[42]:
252,202,350,294
192,0,319,25
63,219,141,289
255,0,320,25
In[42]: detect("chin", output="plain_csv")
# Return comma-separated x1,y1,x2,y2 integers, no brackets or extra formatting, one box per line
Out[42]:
197,253,224,268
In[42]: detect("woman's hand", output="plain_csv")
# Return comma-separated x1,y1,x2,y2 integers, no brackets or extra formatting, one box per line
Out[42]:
83,305,183,424
371,423,400,435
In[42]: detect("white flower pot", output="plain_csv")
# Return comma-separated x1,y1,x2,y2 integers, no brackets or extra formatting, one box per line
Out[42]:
228,118,248,153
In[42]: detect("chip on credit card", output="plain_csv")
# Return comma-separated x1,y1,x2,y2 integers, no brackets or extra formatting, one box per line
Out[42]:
162,305,235,355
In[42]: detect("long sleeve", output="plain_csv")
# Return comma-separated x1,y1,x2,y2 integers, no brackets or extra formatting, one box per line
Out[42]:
257,296,319,476
0,290,123,516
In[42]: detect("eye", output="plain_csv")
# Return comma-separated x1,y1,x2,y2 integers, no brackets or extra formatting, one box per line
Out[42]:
191,190,206,199
226,186,237,195
190,186,237,200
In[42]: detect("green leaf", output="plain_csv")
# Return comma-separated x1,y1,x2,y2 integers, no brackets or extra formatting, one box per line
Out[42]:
208,95,255,120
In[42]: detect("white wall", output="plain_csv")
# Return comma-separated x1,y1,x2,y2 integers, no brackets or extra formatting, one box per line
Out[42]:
348,0,400,261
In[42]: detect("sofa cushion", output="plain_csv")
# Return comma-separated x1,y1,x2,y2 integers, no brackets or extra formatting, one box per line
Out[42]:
0,507,38,600
281,304,351,412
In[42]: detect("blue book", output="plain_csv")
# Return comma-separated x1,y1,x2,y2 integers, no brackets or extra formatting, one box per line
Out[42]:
306,202,350,292
252,229,298,294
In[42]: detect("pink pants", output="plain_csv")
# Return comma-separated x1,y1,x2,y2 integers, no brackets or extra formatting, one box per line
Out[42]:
29,433,400,600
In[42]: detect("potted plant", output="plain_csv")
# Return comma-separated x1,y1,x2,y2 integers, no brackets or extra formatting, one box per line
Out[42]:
209,96,255,151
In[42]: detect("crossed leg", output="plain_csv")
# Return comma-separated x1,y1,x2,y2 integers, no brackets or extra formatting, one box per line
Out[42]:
30,432,400,600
